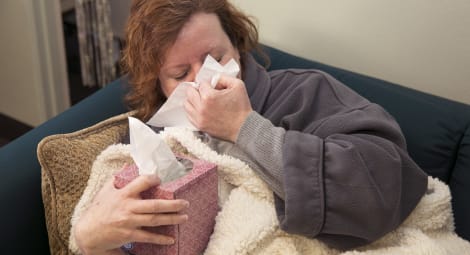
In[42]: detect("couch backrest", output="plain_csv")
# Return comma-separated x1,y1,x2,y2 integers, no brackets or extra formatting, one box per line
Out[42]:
257,45,470,241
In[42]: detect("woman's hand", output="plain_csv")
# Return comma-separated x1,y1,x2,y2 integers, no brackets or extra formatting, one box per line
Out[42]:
185,75,253,142
74,174,189,255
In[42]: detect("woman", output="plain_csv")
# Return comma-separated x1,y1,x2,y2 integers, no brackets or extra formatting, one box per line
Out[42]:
74,0,428,254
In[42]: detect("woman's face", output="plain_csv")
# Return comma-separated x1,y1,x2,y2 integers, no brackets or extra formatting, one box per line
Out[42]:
158,12,241,97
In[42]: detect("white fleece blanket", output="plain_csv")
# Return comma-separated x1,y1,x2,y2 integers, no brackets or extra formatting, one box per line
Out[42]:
69,127,470,255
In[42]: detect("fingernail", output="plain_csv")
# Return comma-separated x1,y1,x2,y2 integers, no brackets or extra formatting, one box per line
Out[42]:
166,238,175,245
183,201,190,208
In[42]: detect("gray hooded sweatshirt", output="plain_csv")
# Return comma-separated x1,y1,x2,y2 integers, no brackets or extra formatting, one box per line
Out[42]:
204,54,428,250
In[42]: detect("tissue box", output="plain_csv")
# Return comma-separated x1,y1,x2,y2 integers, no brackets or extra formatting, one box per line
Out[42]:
114,157,218,255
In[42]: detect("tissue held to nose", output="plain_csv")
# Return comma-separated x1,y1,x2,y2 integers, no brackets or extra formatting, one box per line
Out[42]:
147,55,240,130
147,54,253,142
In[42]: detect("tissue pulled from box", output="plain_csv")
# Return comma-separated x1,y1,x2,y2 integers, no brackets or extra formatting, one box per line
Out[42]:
128,116,186,182
146,55,240,129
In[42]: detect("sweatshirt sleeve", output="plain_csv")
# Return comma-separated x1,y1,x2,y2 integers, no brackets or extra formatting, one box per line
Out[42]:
235,111,286,198
235,106,428,250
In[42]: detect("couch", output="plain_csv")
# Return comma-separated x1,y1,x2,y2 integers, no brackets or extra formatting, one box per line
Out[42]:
1,45,469,254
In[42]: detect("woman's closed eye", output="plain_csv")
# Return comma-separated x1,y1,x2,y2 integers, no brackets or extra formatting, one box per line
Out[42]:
174,70,188,81
172,56,223,81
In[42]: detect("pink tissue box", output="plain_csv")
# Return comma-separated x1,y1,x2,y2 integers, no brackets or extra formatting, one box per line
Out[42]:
114,157,218,255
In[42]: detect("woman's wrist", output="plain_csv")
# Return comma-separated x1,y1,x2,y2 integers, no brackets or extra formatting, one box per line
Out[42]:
75,225,126,255
74,221,115,255
229,110,252,143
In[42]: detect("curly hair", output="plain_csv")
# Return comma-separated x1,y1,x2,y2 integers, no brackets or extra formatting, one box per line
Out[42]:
121,0,263,121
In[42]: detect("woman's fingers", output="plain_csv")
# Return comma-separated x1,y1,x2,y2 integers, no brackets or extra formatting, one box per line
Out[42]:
197,81,215,100
214,75,242,90
184,75,252,142
129,229,176,245
131,213,188,227
186,85,201,109
122,174,161,197
130,199,189,214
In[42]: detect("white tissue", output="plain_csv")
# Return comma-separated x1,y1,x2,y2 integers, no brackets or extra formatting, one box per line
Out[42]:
146,55,240,129
128,117,186,182
194,55,239,86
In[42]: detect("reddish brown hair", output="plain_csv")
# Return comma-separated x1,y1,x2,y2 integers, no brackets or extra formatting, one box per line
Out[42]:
122,0,263,121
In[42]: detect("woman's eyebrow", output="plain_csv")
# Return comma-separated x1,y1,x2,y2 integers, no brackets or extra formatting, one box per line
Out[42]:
202,44,223,59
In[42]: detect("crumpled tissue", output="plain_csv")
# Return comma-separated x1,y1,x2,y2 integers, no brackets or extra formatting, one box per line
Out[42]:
146,55,240,129
128,116,186,182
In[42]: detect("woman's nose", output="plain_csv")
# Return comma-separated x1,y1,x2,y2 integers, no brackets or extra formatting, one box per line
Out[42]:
189,62,203,82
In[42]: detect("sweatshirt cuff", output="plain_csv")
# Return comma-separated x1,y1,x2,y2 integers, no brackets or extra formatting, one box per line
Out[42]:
236,111,286,198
